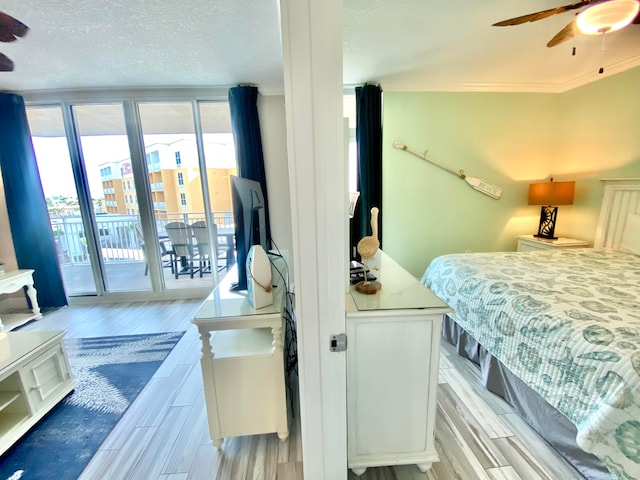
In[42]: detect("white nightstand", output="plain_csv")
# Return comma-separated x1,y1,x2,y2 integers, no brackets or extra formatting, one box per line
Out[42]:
516,234,591,252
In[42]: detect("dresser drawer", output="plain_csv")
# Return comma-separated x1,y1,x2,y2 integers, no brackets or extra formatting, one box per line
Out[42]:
517,241,549,252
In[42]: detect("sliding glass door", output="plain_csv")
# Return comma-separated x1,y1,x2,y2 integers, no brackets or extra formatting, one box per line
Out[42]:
26,98,236,297
137,101,236,290
73,104,153,293
198,101,237,273
27,104,153,294
27,106,97,295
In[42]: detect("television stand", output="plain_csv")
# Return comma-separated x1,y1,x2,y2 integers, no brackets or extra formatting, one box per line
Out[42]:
191,257,289,447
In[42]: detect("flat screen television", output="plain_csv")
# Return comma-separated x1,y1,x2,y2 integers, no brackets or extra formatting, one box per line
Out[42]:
230,175,271,291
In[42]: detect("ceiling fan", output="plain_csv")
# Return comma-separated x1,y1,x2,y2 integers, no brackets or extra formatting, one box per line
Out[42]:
493,0,640,47
0,11,29,72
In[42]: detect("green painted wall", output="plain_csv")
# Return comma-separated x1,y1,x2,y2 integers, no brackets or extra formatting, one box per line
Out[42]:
382,67,640,277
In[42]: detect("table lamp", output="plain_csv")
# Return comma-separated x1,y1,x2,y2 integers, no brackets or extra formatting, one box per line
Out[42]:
528,178,575,240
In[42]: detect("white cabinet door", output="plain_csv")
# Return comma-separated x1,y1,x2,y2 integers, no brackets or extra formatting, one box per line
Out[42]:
347,312,442,473
20,344,71,413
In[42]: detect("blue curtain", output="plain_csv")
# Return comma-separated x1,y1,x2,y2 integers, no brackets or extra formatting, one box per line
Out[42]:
0,93,67,308
352,84,383,257
228,85,272,245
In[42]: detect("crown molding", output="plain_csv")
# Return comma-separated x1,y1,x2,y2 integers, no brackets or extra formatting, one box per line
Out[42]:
377,55,640,94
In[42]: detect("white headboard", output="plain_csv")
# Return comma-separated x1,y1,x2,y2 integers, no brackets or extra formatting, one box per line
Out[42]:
594,178,640,249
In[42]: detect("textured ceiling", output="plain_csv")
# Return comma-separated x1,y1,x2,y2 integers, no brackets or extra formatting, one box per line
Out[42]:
1,0,640,94
343,0,640,92
0,0,284,93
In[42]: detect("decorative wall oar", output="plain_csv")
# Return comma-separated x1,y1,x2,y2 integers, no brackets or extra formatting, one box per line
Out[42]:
393,140,503,200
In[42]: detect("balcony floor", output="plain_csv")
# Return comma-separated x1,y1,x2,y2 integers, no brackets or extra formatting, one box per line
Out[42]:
60,261,228,295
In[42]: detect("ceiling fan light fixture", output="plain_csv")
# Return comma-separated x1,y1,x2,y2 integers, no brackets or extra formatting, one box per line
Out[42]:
576,0,640,35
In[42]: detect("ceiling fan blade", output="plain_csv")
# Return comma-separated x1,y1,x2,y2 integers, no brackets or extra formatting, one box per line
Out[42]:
0,52,14,71
0,12,29,43
493,1,588,26
547,19,577,47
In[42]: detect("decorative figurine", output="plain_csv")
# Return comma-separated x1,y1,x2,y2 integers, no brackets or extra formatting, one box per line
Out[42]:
356,206,382,294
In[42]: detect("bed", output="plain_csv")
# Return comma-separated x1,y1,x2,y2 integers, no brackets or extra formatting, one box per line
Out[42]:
421,179,640,480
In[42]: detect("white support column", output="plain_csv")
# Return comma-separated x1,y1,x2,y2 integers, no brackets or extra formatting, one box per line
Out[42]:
279,0,347,479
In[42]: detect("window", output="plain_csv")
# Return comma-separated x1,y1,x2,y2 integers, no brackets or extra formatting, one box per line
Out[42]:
146,151,160,172
177,172,184,188
27,99,235,297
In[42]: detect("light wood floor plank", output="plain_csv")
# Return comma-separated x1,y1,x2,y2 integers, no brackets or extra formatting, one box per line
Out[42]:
437,384,509,469
440,367,513,439
496,414,582,480
158,474,189,480
80,425,158,480
188,443,220,480
492,436,552,480
161,392,209,475
136,364,192,427
439,342,513,416
432,411,493,480
129,406,192,480
171,361,206,407
153,329,201,378
486,465,523,480
276,461,304,480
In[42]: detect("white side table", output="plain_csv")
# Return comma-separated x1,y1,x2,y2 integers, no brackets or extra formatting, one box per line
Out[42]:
516,234,591,252
0,269,42,331
191,256,289,448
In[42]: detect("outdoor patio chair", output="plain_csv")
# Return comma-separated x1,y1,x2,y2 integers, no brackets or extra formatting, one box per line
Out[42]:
191,220,226,277
135,223,175,276
164,222,198,279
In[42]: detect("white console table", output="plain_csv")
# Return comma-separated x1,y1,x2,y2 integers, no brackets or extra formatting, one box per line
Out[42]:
191,256,289,447
0,330,76,455
0,269,42,332
346,252,451,476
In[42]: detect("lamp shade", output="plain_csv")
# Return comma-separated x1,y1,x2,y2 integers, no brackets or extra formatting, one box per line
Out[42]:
528,180,575,206
576,0,640,35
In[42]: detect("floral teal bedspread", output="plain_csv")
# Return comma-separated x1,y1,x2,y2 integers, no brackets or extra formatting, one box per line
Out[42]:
422,248,640,479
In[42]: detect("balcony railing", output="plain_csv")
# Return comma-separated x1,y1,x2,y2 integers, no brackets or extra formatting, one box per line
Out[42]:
51,211,233,266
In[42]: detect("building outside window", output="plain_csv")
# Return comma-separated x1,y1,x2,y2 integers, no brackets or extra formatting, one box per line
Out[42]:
175,151,181,167
180,193,187,208
177,172,184,188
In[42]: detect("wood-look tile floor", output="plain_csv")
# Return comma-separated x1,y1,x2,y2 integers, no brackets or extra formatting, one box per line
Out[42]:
18,301,584,480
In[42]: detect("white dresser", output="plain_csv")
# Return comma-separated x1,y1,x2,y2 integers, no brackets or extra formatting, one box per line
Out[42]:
191,255,289,447
345,252,451,476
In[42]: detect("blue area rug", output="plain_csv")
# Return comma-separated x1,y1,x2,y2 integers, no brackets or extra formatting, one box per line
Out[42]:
0,332,184,480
